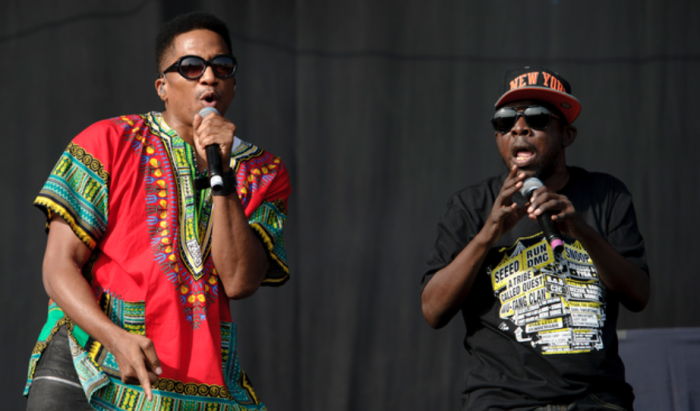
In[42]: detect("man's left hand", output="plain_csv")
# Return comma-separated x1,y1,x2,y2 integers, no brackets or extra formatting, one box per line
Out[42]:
526,186,591,239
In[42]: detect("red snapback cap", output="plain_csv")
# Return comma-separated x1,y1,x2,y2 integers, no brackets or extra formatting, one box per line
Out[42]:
495,66,581,124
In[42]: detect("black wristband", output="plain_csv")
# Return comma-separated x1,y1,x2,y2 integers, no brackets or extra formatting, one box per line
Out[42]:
212,169,237,196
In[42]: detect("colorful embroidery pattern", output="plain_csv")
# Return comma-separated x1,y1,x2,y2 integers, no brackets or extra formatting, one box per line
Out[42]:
167,133,213,280
144,113,218,329
70,331,111,403
111,115,150,153
76,293,266,410
34,142,109,249
85,292,146,378
89,379,267,411
220,323,261,405
232,142,280,209
230,139,289,282
26,112,288,410
249,200,288,282
153,378,234,400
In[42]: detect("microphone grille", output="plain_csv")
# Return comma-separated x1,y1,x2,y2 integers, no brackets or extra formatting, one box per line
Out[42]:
520,177,543,198
198,107,220,118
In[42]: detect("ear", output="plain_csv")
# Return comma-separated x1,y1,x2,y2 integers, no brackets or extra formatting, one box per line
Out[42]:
561,124,577,148
155,76,167,102
232,78,237,94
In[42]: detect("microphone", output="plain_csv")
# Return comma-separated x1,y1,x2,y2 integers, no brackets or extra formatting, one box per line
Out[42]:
520,177,564,253
198,107,224,192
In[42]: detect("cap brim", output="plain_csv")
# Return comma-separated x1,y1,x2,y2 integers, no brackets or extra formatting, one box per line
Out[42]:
495,87,581,124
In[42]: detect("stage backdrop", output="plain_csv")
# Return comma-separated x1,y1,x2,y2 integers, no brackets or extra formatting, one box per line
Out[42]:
1,0,698,409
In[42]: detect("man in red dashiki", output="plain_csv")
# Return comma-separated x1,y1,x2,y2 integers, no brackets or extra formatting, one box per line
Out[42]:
24,12,290,411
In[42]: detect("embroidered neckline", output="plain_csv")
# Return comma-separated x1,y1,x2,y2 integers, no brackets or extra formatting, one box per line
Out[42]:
149,112,214,281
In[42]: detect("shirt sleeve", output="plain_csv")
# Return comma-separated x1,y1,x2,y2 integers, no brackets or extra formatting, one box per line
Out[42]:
242,155,292,285
34,123,112,250
422,193,481,289
605,180,650,275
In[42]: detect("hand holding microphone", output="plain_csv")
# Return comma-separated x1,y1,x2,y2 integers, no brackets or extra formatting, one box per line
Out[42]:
197,107,225,192
520,177,564,253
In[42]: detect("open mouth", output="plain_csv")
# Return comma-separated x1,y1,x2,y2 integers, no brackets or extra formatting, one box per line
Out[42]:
512,147,536,166
199,90,219,107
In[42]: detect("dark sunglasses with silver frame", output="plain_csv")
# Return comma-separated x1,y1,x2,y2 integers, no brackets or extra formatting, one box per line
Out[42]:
161,54,237,80
490,106,562,134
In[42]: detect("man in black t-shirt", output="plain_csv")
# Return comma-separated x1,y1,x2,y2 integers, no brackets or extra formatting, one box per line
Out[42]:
421,67,650,411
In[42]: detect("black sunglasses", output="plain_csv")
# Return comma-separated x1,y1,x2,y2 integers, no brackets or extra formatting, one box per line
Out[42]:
490,106,560,134
161,54,237,80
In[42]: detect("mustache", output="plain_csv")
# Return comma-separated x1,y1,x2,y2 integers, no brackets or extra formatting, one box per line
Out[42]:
196,89,221,100
510,143,537,155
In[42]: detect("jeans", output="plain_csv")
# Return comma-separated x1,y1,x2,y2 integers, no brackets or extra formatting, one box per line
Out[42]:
25,326,94,411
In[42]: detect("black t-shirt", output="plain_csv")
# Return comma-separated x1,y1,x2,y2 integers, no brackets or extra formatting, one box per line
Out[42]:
423,167,649,411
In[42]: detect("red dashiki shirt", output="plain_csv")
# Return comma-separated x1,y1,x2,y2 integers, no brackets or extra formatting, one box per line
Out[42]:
24,112,291,411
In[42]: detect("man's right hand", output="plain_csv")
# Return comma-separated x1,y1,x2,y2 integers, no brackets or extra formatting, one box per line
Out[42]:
422,165,529,329
108,331,162,401
479,165,529,246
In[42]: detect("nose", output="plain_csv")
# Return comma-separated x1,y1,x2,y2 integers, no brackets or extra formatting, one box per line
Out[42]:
199,64,218,85
510,114,531,136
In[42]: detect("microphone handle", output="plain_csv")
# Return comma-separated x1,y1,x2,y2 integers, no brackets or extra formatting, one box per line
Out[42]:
206,144,224,192
537,212,564,253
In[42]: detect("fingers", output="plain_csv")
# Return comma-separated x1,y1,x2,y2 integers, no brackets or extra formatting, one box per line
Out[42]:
503,165,521,187
498,166,526,206
134,358,154,401
193,116,235,161
526,190,572,220
192,113,203,130
113,334,161,402
196,115,234,140
482,167,531,244
140,338,163,377
491,166,528,222
551,207,576,221
515,202,530,220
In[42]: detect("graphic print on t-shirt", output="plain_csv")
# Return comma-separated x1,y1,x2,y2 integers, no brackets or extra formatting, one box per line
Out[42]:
488,233,606,354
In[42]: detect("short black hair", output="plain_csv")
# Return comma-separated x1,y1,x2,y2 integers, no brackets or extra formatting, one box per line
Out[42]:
155,11,233,72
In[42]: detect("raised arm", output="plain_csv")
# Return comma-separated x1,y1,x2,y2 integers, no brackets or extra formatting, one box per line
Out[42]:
192,112,270,300
526,187,650,311
422,166,529,329
209,189,270,299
